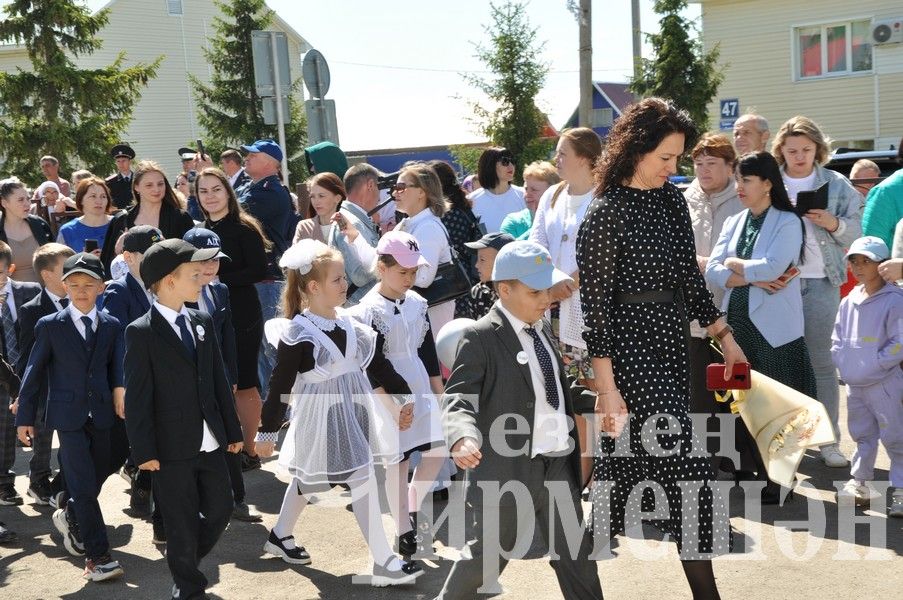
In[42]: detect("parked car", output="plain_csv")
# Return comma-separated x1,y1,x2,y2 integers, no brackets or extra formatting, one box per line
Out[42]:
825,148,900,179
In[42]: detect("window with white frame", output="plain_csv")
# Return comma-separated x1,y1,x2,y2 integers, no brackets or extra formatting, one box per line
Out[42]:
796,20,872,79
167,0,183,16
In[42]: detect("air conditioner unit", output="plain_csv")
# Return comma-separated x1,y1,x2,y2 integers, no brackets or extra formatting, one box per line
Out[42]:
872,18,903,45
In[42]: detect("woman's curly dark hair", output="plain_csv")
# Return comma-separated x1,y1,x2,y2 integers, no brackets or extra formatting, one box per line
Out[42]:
593,97,698,197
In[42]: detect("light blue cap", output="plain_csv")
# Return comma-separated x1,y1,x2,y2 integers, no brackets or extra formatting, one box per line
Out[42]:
845,236,889,262
491,240,571,290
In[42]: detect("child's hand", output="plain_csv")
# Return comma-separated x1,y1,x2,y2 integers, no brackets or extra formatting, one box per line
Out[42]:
451,436,481,469
227,442,243,454
256,441,275,458
112,388,125,419
398,403,414,431
16,425,34,446
8,399,17,415
138,459,160,471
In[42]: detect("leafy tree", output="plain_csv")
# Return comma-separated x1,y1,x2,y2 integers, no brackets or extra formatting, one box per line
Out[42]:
630,0,724,135
0,0,160,184
191,0,307,185
463,0,552,183
448,144,486,176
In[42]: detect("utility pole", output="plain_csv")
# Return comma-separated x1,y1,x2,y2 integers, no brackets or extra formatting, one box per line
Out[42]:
578,0,592,127
631,0,642,81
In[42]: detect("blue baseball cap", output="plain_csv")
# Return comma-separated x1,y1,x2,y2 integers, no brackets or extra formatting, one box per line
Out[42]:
845,236,889,262
491,241,571,290
241,139,283,162
183,227,229,261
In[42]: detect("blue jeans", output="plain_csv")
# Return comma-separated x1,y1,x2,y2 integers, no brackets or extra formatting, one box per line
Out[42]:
800,277,842,441
255,280,284,400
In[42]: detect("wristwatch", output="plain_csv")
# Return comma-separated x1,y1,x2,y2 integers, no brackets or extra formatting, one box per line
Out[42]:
713,324,734,341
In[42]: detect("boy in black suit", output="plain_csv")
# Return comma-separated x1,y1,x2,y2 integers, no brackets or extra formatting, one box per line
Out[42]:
183,227,260,523
124,239,243,600
15,243,76,510
0,241,42,506
16,252,125,581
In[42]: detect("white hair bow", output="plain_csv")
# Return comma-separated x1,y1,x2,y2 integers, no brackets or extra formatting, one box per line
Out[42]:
279,239,330,274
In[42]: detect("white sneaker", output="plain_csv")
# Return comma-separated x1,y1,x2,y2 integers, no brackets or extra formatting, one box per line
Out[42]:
820,445,849,468
890,491,903,518
837,479,882,506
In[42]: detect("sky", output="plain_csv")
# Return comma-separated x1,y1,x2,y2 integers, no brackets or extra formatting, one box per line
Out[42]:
83,0,702,152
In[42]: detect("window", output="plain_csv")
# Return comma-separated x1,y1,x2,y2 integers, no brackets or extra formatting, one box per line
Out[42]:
167,0,183,16
795,20,872,79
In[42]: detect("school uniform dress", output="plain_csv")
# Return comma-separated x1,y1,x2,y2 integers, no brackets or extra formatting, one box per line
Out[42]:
576,183,732,558
258,311,401,484
16,306,124,560
0,279,41,489
350,289,444,458
124,304,242,599
14,288,67,492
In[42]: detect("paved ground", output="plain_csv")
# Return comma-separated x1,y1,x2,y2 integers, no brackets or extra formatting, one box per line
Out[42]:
1,389,900,599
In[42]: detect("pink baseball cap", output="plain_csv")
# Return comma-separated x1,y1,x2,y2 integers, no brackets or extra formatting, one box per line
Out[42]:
377,230,430,269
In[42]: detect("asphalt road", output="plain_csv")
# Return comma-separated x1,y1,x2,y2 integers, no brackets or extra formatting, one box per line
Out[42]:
1,389,900,599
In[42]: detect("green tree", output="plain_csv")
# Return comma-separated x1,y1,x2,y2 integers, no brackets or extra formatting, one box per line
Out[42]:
0,0,160,184
191,0,307,185
630,0,724,135
463,0,552,183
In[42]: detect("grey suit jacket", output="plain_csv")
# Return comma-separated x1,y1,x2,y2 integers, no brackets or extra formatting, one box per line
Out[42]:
442,304,582,505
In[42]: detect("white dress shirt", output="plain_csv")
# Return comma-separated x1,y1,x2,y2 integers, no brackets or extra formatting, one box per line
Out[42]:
45,289,67,311
496,302,570,457
228,168,246,188
69,304,97,338
153,302,220,453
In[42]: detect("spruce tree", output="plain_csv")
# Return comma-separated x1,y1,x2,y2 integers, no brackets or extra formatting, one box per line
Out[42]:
191,0,307,184
462,0,551,182
629,0,724,135
0,0,160,184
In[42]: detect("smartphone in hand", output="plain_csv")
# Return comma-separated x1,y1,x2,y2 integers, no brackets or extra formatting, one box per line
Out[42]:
84,238,99,253
706,362,751,391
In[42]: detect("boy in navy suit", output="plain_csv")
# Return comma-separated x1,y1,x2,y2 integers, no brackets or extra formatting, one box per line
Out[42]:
16,252,125,582
183,227,260,523
124,239,243,600
0,241,42,507
101,225,163,519
15,243,75,510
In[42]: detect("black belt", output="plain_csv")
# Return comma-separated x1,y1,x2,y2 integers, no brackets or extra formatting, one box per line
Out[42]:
614,289,678,304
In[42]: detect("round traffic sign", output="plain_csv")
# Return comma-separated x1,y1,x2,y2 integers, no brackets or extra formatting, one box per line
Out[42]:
302,49,330,98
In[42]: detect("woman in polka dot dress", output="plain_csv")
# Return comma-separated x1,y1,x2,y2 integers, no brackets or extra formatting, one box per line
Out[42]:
577,98,747,599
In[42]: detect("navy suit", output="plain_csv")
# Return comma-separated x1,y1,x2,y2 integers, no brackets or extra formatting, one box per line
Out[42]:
13,289,63,486
17,309,124,560
101,272,151,328
124,306,241,597
0,280,42,487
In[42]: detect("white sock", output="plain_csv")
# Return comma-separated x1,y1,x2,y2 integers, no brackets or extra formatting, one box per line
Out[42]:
272,480,308,546
408,448,446,516
385,460,413,536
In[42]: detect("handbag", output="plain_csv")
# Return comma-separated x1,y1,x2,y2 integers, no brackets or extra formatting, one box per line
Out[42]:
413,222,473,307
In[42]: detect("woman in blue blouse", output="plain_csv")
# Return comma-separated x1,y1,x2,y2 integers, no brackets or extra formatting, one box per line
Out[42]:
57,177,114,254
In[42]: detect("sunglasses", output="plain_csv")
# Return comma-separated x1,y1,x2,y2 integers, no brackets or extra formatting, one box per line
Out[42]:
393,182,418,193
498,157,514,167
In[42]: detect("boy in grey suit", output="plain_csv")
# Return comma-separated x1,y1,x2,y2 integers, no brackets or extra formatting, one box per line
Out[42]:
436,241,603,599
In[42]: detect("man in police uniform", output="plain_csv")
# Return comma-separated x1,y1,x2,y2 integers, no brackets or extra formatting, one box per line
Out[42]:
236,140,292,402
106,144,135,210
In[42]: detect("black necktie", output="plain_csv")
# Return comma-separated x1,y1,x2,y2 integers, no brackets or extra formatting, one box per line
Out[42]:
176,314,197,361
59,297,69,308
81,316,94,350
524,326,559,410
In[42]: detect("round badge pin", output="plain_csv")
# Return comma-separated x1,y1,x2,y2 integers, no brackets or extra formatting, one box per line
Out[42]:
516,351,529,365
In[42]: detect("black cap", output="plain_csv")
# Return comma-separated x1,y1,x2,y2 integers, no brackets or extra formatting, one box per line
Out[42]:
140,239,220,290
122,225,164,254
178,147,196,161
464,232,515,252
111,143,135,160
183,227,229,260
62,253,105,281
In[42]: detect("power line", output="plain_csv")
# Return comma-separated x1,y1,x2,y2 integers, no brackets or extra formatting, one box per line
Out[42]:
332,60,630,74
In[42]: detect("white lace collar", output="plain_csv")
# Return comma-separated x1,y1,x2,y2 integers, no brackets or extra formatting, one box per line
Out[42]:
302,309,339,332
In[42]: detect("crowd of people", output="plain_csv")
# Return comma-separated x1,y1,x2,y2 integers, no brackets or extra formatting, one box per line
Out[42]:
0,97,900,599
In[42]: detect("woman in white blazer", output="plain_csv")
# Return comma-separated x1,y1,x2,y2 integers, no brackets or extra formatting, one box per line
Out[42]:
706,151,818,504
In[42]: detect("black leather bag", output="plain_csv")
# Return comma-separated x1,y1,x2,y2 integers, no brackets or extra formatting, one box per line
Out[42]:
413,224,473,307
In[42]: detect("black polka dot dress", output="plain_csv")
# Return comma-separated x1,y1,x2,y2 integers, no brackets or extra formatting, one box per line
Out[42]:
576,183,732,558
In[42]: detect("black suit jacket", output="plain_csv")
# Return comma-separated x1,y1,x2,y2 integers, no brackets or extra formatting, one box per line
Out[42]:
124,306,242,465
186,282,237,387
16,289,61,376
4,280,42,365
0,215,53,246
105,172,133,210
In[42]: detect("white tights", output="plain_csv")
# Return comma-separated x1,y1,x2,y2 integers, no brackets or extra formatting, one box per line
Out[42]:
384,447,446,535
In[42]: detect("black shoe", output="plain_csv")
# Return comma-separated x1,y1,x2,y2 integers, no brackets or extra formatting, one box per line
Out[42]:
152,519,167,545
263,529,311,564
53,508,85,556
0,484,23,506
232,501,262,522
129,481,152,516
0,521,17,544
432,487,449,502
240,451,261,472
762,485,793,506
396,530,418,558
27,478,52,506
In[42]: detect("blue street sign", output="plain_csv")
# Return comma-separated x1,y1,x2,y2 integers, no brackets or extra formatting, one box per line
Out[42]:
719,98,739,130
